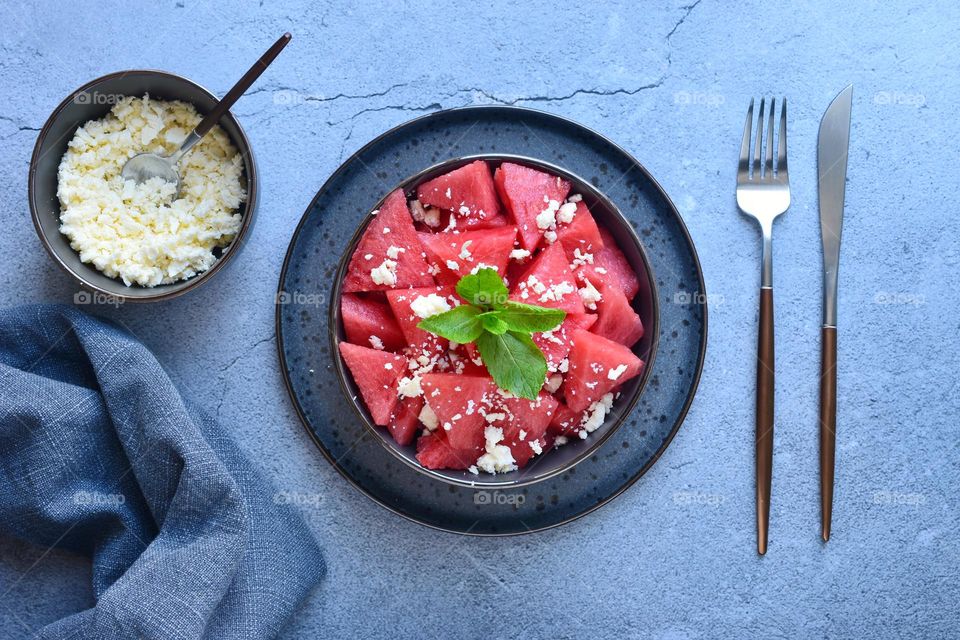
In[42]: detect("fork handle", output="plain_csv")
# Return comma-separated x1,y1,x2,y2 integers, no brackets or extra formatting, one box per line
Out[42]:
819,326,837,542
756,286,774,555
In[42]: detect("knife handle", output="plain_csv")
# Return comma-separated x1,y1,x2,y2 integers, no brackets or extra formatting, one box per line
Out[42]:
819,326,837,542
756,287,774,555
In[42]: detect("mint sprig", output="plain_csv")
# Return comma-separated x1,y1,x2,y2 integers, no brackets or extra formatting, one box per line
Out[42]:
416,268,566,400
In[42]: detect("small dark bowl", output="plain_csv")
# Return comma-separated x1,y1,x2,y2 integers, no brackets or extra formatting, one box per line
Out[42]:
28,70,258,302
330,154,659,488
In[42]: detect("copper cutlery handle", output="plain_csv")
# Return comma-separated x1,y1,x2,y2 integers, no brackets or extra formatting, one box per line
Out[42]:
819,326,837,542
756,287,774,555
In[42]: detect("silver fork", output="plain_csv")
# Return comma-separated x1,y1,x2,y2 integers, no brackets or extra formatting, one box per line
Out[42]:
736,97,789,555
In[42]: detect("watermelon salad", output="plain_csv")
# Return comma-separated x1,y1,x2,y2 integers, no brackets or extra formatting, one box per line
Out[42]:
337,159,647,475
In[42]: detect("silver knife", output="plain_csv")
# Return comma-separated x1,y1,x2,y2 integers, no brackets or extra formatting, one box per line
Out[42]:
817,85,852,542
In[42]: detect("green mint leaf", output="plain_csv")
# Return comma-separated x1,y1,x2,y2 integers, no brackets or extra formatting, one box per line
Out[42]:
479,312,509,335
476,330,547,400
417,305,484,343
496,301,566,334
455,267,509,308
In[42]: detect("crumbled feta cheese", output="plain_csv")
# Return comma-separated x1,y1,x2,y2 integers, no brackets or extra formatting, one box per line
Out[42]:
484,412,506,423
555,435,569,446
382,227,391,234
384,362,393,370
469,262,494,274
595,267,608,275
475,426,517,473
386,245,405,259
468,465,479,475
557,201,578,224
445,260,459,271
578,278,602,310
410,199,441,227
445,187,452,199
519,430,527,441
543,230,558,244
608,364,628,381
571,248,594,267
568,193,583,203
558,358,569,373
397,375,422,399
410,293,451,318
364,253,374,260
419,404,439,431
544,374,563,393
56,95,246,287
536,199,561,229
539,281,575,303
459,240,473,261
509,249,531,261
368,335,384,350
529,440,543,455
458,205,470,216
370,259,398,286
580,393,615,434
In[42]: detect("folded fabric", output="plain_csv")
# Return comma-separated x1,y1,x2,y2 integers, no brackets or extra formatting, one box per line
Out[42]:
0,305,324,639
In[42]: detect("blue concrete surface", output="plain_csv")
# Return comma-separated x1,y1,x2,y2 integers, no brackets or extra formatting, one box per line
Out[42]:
1,0,957,637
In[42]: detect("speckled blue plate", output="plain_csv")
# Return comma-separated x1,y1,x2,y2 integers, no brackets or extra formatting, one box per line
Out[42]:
276,106,707,535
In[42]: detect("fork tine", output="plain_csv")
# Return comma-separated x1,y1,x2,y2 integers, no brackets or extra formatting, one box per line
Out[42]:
765,97,775,176
739,98,754,177
778,98,788,177
753,98,765,178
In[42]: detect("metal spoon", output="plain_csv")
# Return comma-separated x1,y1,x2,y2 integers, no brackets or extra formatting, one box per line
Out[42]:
121,32,291,196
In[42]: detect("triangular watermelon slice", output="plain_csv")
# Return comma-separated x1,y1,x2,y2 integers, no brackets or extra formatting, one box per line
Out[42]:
494,162,571,250
421,373,497,451
533,313,597,371
343,189,436,292
493,392,558,468
557,201,605,259
510,242,585,314
564,329,643,412
385,285,454,356
338,342,407,425
387,396,423,446
416,160,501,223
415,431,480,470
340,293,407,351
592,282,644,347
575,226,640,300
417,226,518,286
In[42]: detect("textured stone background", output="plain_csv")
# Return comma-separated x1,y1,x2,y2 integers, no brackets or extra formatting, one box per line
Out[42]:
1,1,957,638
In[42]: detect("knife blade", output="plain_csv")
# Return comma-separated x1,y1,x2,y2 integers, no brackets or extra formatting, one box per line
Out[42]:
817,85,852,542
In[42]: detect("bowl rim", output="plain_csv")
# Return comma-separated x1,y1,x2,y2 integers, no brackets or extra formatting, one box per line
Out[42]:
327,153,661,489
27,68,258,303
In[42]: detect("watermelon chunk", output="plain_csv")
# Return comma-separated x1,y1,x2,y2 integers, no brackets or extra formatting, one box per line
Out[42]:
343,189,435,292
421,373,497,451
416,160,501,223
338,343,407,425
564,330,643,412
575,226,640,300
416,432,479,470
385,286,455,356
533,313,597,371
418,226,517,286
387,396,423,446
548,401,581,437
494,392,558,468
592,282,644,347
340,293,407,351
557,201,604,259
510,242,585,314
494,162,571,250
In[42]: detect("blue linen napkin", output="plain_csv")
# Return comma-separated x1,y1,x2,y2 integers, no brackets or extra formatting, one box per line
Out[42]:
0,305,324,639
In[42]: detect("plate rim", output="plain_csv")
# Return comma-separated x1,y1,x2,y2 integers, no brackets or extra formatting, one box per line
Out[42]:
275,104,708,536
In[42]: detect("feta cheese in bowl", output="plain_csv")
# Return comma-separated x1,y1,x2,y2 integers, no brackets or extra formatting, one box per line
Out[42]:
30,70,258,301
57,95,245,287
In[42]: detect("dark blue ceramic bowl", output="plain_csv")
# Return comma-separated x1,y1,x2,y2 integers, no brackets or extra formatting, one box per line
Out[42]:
28,70,257,302
330,154,659,489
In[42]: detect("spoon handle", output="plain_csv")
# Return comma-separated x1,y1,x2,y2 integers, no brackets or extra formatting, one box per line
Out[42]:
193,32,292,139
